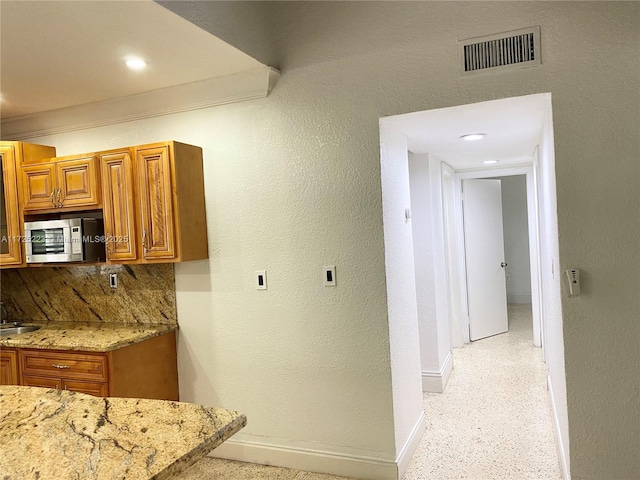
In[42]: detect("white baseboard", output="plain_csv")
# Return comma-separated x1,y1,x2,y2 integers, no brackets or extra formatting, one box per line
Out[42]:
507,293,532,304
396,410,426,479
210,439,398,480
421,351,453,393
548,376,571,480
210,411,426,480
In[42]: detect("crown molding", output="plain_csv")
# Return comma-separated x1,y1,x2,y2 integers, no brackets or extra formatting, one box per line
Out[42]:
1,66,279,140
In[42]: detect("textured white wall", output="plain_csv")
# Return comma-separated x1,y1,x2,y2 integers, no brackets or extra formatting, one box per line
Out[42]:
34,99,399,465
499,175,532,303
537,109,570,476
408,154,438,375
379,128,425,465
408,154,452,383
26,2,639,478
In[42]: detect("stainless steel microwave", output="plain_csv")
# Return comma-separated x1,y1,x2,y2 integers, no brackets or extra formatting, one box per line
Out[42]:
23,218,106,264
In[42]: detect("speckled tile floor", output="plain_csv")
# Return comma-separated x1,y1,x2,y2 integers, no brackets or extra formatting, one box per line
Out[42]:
403,303,562,480
181,304,561,480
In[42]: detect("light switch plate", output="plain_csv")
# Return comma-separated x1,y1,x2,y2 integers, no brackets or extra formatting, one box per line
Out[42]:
256,270,267,290
323,266,336,286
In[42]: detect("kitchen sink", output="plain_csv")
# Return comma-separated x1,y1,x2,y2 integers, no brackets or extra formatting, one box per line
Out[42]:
0,324,41,336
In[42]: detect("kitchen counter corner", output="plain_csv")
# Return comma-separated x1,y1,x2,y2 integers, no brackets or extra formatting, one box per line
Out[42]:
0,385,246,479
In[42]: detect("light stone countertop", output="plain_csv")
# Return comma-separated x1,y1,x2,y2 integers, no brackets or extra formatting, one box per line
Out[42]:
0,385,246,480
0,322,177,352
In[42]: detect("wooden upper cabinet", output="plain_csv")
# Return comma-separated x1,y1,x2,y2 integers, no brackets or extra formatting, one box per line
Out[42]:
0,141,56,268
134,141,208,263
21,162,56,210
0,146,24,266
56,156,100,208
137,146,176,260
100,149,137,262
22,154,100,213
4,140,207,267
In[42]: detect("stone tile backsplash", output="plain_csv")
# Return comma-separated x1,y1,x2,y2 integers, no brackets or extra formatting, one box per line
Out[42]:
0,264,176,324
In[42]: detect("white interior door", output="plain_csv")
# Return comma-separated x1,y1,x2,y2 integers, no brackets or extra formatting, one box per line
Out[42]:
463,179,508,341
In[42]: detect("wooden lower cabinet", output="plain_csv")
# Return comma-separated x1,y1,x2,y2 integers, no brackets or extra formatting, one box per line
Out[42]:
62,379,109,397
0,349,19,385
21,375,62,390
16,331,178,400
21,376,107,396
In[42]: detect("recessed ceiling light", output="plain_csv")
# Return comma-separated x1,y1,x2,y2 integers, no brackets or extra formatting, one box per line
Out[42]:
460,133,486,141
483,160,498,165
125,58,147,70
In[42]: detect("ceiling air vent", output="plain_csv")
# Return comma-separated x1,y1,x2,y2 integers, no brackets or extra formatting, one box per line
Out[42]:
459,26,541,76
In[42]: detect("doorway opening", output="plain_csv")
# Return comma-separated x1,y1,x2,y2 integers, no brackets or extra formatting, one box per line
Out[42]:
450,167,542,350
379,93,570,478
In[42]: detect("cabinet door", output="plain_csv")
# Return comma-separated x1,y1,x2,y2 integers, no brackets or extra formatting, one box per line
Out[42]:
0,349,18,385
136,146,176,260
62,379,108,397
22,375,62,390
56,156,100,209
0,146,23,266
100,151,137,261
21,162,56,211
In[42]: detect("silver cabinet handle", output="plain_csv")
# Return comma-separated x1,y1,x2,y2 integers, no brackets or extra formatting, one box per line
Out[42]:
50,189,55,206
57,187,62,208
52,364,70,369
500,262,508,268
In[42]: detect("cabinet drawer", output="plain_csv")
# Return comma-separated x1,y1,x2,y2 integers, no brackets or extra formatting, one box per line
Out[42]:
19,350,108,382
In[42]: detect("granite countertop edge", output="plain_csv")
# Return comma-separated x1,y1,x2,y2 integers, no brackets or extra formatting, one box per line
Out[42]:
154,413,248,480
0,322,178,352
0,386,247,480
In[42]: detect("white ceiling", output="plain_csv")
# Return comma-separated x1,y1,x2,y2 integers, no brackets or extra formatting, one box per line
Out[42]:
0,0,263,120
1,2,546,170
391,94,547,171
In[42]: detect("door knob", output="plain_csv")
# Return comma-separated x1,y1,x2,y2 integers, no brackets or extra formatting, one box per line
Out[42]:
500,262,508,268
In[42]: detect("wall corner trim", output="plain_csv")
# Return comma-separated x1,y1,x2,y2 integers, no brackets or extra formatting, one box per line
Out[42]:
396,410,426,479
421,351,454,393
209,439,399,480
548,376,571,480
1,66,280,141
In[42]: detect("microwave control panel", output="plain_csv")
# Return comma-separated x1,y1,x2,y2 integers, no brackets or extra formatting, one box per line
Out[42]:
71,226,82,254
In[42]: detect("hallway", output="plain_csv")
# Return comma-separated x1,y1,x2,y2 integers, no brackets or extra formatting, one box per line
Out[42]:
403,304,562,479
